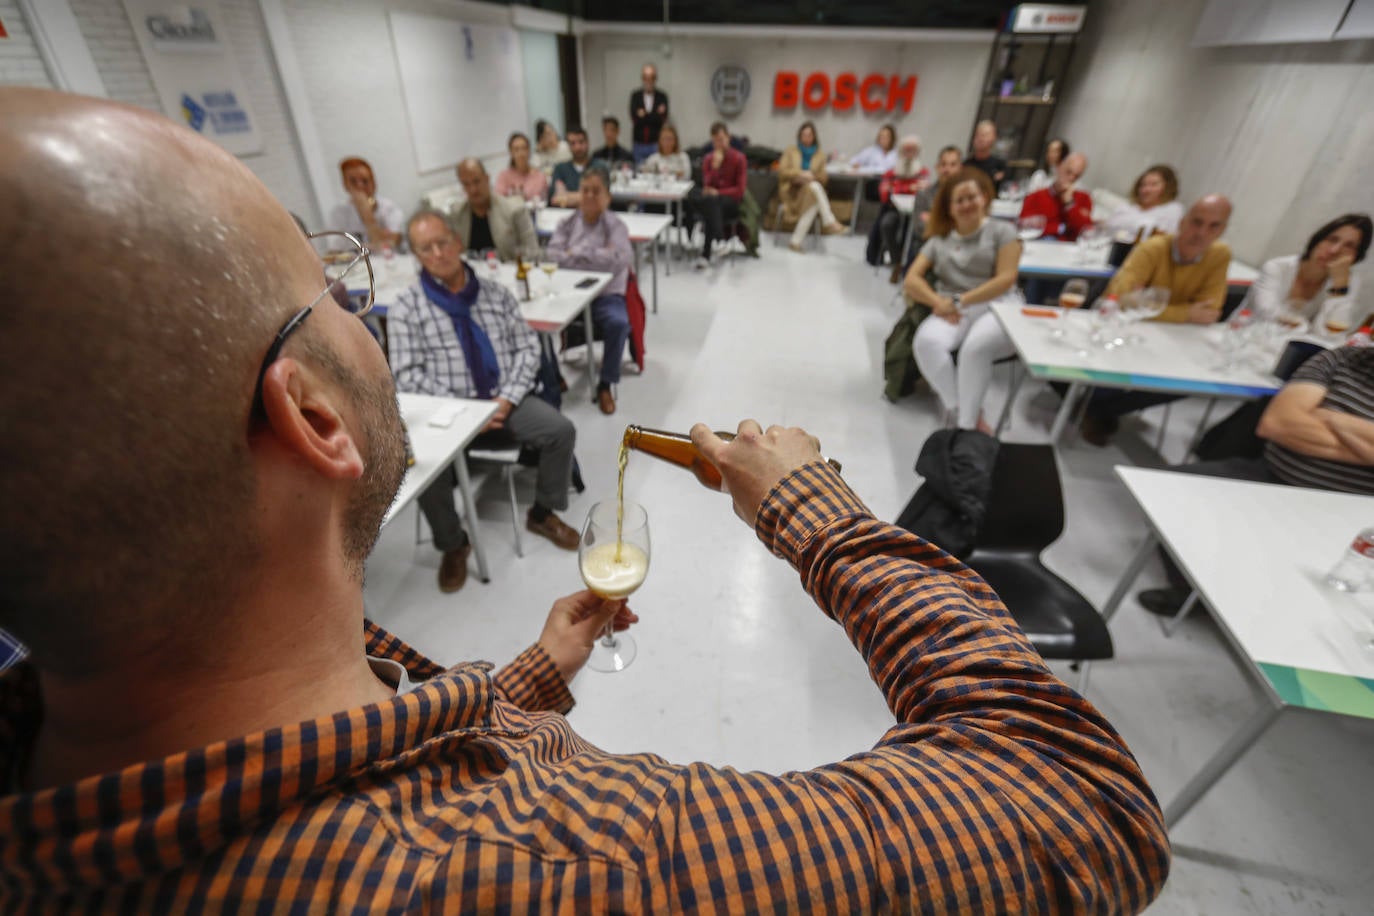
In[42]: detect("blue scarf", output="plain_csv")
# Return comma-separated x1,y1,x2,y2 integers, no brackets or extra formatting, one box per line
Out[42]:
799,143,818,170
419,267,501,399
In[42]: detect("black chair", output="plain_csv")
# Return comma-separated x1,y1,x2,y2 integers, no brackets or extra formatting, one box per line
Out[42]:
963,443,1112,693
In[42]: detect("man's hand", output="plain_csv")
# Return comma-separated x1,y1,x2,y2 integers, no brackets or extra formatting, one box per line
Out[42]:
485,396,514,432
1328,253,1354,288
1187,300,1222,324
691,420,823,525
703,187,719,197
1058,182,1076,206
537,590,639,684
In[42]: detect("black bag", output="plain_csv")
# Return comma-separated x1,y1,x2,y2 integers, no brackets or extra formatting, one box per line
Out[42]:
894,430,1000,558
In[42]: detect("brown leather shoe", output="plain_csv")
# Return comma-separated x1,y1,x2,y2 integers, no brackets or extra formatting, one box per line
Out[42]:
526,510,579,550
597,386,616,415
1078,414,1119,448
438,543,471,593
889,264,903,284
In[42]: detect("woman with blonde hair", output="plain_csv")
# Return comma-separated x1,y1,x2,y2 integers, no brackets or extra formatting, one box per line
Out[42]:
905,167,1024,431
779,121,846,252
640,123,690,179
1103,164,1183,238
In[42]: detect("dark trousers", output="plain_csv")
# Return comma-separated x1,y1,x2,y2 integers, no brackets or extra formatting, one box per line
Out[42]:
592,294,630,386
1157,458,1281,587
1085,389,1184,424
418,396,576,552
688,192,740,256
877,206,909,266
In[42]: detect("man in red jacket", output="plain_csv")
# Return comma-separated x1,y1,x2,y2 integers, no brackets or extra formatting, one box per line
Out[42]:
690,121,748,269
1018,151,1092,241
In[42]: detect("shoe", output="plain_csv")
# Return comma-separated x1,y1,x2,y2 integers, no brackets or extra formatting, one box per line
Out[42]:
788,242,804,253
526,510,579,551
438,544,471,593
889,264,903,284
597,386,616,414
1138,586,1191,617
822,221,847,236
693,256,709,270
1078,413,1119,448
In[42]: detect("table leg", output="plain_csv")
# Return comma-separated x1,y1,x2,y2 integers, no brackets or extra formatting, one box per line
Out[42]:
1164,701,1282,828
453,457,490,584
662,221,671,277
898,212,913,273
1048,381,1084,444
1161,588,1203,637
1101,532,1157,623
651,236,659,314
850,177,863,232
583,302,600,395
1185,397,1219,460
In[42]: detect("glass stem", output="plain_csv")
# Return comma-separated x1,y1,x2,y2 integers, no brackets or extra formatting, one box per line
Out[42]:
600,619,616,647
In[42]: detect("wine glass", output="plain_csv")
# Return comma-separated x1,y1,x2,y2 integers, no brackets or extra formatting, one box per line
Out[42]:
1017,214,1046,242
540,260,559,298
1053,278,1089,339
1323,302,1354,341
1076,226,1106,265
579,499,650,673
1122,285,1169,345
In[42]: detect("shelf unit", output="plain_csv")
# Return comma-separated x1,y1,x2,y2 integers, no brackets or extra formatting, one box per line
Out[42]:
970,26,1081,185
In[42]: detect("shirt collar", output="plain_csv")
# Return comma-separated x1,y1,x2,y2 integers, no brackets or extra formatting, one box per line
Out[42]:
0,623,517,894
1171,237,1204,265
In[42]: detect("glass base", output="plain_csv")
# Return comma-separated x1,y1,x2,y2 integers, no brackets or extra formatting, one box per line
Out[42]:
586,633,637,672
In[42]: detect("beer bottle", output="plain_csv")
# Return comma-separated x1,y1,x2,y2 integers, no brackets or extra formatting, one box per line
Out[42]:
622,425,841,492
515,255,531,301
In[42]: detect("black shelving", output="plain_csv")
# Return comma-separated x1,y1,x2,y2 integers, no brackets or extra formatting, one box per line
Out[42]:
971,29,1079,184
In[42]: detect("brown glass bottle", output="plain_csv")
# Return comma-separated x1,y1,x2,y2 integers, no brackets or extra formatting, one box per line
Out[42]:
622,425,841,491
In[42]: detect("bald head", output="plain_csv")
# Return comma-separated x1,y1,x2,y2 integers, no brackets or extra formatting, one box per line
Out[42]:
1056,152,1087,189
0,88,333,670
1177,193,1232,260
973,120,997,155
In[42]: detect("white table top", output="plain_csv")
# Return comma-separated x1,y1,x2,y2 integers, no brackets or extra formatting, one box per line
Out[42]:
1020,238,1259,286
991,301,1283,399
351,254,610,332
1116,467,1374,717
536,208,674,244
990,199,1021,221
386,393,496,528
610,178,693,202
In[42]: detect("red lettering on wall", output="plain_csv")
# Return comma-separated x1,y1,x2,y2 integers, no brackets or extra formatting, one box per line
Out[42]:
773,71,799,108
802,73,830,109
832,72,858,111
860,74,886,112
887,75,917,113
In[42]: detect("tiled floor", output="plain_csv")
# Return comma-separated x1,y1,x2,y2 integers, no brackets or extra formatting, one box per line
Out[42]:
363,234,1374,914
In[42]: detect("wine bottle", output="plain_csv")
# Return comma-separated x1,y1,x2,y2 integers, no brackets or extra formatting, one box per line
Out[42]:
515,255,531,301
622,425,842,492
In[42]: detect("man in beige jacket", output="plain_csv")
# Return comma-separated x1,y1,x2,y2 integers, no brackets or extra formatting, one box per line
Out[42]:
451,158,540,262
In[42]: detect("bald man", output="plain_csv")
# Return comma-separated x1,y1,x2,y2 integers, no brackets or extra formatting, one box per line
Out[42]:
1017,152,1092,241
1081,194,1235,445
0,87,1171,913
451,157,539,262
964,120,1006,189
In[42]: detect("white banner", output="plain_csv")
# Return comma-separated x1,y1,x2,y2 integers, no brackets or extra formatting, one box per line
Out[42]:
1010,4,1087,34
121,1,262,156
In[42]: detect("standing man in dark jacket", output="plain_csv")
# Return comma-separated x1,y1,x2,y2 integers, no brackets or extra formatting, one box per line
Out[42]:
629,64,669,167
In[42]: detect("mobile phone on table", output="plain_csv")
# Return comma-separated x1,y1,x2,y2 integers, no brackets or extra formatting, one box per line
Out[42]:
575,277,598,289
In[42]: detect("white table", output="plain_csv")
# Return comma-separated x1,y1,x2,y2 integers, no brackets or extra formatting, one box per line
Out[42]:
610,177,692,255
831,165,886,232
1019,238,1260,286
990,301,1284,445
388,393,499,582
350,255,612,394
1101,468,1374,828
990,198,1021,221
536,208,674,314
891,193,920,266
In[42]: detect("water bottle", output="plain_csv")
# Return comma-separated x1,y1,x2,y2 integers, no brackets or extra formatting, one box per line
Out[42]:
1325,527,1374,592
1345,325,1372,348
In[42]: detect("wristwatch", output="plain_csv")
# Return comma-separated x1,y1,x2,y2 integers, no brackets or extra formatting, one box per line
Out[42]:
951,293,963,312
1330,285,1350,295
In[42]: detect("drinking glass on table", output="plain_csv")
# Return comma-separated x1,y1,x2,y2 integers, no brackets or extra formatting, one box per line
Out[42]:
539,259,558,298
1323,302,1354,341
1017,214,1046,242
579,500,650,673
1052,278,1090,338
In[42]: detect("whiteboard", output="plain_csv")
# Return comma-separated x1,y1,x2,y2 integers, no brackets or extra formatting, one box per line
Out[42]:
389,11,529,173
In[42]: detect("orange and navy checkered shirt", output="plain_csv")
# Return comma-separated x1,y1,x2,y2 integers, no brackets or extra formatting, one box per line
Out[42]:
0,463,1169,912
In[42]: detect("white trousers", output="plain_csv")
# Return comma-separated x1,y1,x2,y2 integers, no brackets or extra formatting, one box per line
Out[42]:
911,289,1022,428
791,180,838,245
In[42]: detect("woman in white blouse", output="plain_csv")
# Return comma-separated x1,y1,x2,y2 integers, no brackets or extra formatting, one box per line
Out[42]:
1242,213,1370,334
848,124,898,172
1102,164,1184,240
530,120,572,176
640,123,690,179
1024,138,1068,194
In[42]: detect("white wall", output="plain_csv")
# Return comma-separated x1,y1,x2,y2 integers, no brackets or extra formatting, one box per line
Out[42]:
64,0,315,222
520,28,562,136
579,30,992,161
0,2,55,88
281,0,559,225
1053,0,1374,265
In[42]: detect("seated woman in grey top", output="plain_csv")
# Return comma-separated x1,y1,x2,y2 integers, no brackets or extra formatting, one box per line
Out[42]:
903,167,1024,432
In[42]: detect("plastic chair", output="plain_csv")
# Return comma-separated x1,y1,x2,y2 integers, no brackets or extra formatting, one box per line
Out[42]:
963,443,1113,694
465,444,528,557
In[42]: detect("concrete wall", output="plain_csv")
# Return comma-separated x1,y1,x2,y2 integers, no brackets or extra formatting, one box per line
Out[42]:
579,30,993,161
1053,0,1374,265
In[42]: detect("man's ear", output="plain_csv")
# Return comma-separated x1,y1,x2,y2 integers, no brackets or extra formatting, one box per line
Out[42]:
259,358,364,481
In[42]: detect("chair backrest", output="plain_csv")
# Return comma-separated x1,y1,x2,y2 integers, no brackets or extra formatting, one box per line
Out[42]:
975,443,1064,553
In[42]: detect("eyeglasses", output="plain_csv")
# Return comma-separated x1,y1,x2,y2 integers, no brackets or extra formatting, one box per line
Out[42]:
413,236,459,258
251,230,373,415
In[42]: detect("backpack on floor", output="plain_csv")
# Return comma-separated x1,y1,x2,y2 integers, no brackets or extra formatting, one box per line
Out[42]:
883,301,930,402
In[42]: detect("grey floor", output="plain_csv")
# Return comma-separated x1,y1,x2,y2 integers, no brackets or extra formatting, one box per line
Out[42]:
363,233,1374,915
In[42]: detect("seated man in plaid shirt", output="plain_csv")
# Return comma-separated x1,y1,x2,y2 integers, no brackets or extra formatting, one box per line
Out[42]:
0,89,1168,914
390,210,581,592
